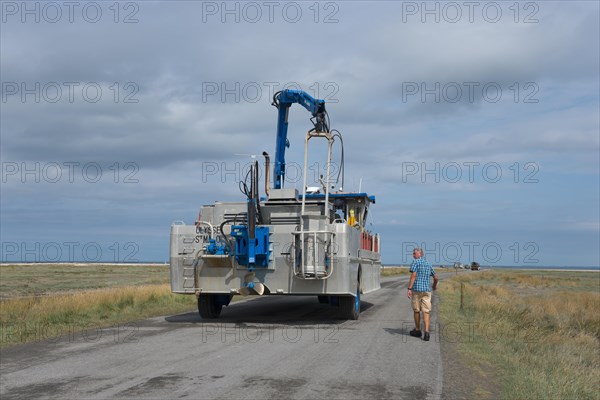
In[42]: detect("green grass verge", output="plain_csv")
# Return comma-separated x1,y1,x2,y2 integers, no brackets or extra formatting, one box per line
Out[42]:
438,270,600,399
0,264,199,347
1,284,197,348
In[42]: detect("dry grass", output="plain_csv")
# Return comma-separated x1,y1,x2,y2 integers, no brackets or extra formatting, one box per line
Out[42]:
0,284,196,347
438,270,600,399
381,266,412,276
0,263,197,347
0,263,170,299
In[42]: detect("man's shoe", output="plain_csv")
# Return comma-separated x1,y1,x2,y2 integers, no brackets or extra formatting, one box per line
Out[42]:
409,329,422,338
423,332,430,341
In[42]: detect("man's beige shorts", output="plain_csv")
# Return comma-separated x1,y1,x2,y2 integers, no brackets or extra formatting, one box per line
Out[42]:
411,291,432,313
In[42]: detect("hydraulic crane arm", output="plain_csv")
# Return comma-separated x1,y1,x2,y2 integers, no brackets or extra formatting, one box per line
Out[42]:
271,89,329,189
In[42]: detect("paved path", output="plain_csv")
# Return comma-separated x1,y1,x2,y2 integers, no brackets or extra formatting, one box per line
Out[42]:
0,275,444,399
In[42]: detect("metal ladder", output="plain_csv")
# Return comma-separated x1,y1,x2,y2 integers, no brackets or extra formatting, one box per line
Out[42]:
292,229,335,279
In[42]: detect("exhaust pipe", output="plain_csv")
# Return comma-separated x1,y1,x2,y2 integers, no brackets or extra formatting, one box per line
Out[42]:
262,151,271,197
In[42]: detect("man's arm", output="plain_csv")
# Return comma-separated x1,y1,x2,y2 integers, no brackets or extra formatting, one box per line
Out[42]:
407,271,417,298
432,274,439,291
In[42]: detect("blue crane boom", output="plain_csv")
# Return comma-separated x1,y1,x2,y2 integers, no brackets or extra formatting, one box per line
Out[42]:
271,89,329,189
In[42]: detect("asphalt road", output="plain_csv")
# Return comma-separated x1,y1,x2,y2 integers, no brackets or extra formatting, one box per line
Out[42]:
0,275,445,400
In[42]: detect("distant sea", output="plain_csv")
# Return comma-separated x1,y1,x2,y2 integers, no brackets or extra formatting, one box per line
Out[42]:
383,264,600,271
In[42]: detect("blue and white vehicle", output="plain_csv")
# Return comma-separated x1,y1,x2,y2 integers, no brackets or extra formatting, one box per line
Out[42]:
170,90,381,319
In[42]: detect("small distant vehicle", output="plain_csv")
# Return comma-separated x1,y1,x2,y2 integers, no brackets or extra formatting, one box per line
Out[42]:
470,262,481,271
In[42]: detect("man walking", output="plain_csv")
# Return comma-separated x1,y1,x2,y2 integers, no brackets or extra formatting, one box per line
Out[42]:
407,248,438,341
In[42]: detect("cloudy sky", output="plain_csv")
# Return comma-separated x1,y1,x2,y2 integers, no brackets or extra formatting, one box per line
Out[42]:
1,1,598,266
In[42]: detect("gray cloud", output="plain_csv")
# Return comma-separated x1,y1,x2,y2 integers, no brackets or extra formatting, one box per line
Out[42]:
1,1,598,266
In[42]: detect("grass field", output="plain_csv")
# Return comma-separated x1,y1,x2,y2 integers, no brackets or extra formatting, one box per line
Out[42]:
0,263,196,347
438,270,600,399
380,266,412,276
0,263,170,299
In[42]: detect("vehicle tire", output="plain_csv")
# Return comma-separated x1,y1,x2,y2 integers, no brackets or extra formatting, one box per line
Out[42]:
198,294,223,319
339,277,361,320
318,295,329,304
